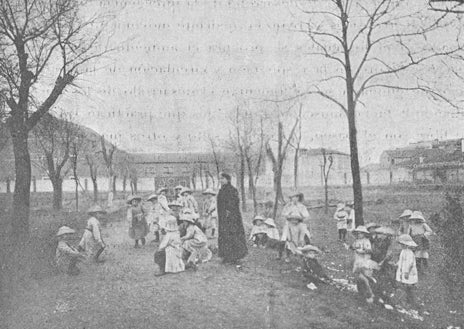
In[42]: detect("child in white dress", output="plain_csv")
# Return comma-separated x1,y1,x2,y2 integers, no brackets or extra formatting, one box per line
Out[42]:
396,234,419,306
155,215,185,276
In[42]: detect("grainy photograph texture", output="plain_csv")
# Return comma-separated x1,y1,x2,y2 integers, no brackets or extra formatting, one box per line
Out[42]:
1,0,464,328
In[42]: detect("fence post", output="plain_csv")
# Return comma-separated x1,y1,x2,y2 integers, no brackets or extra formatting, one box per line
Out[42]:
6,177,11,193
32,176,37,193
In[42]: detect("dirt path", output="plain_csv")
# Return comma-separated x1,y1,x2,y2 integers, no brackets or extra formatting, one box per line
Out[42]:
2,217,422,329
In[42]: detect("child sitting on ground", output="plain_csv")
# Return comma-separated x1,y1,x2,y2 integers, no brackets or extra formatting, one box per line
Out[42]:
295,245,330,289
154,215,185,276
280,211,311,262
264,218,280,240
55,226,86,275
249,215,267,248
396,234,419,307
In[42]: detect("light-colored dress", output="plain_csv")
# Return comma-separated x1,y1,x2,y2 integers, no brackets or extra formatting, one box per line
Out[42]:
203,198,218,229
55,240,82,273
266,227,280,240
352,238,372,273
396,248,418,285
182,195,199,213
147,202,161,233
182,225,211,264
334,210,348,230
282,202,310,224
78,216,104,257
347,209,355,231
157,195,171,231
408,222,433,259
280,222,311,254
158,231,185,273
249,224,267,239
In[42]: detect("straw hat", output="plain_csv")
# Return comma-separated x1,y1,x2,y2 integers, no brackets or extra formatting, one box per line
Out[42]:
180,187,192,195
157,187,168,194
147,193,158,202
353,226,369,234
399,209,413,219
264,218,276,228
336,203,346,211
87,205,107,215
346,201,354,207
298,245,322,254
374,226,396,236
336,210,348,218
56,226,76,237
409,211,425,223
366,222,381,231
174,185,184,190
202,188,216,196
127,195,142,204
290,191,303,198
252,215,265,225
398,234,418,247
286,211,303,221
180,212,195,223
168,200,182,208
165,216,179,232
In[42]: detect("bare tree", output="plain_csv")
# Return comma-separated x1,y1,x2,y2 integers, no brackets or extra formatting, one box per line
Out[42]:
266,108,299,219
289,104,303,189
0,0,111,239
100,135,116,202
32,113,77,210
85,140,100,203
429,0,464,13
321,149,334,215
293,0,462,226
207,134,223,189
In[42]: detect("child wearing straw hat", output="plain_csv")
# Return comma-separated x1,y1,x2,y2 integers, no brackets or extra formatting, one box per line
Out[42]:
398,209,413,235
78,205,106,263
396,234,419,306
202,188,218,237
264,218,280,240
295,245,330,289
147,193,161,242
407,211,433,274
334,203,348,242
249,215,267,248
56,226,85,275
282,192,310,225
280,210,311,262
155,215,185,276
127,195,149,248
180,210,211,270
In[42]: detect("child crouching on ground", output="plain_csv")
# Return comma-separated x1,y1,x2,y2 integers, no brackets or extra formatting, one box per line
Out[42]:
154,215,185,276
396,234,419,307
295,245,330,289
55,226,86,275
249,215,267,248
180,211,211,270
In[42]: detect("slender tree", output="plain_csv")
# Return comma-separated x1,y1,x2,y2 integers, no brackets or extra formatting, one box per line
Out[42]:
293,0,462,226
321,148,334,214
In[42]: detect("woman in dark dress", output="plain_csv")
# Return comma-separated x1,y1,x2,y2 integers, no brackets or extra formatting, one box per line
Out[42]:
217,173,248,265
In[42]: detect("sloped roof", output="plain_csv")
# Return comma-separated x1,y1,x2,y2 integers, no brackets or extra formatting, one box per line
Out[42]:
131,152,229,164
383,148,447,160
300,148,349,157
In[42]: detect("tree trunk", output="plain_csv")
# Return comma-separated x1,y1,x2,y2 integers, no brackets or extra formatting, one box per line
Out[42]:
239,153,247,212
92,178,98,203
347,105,363,227
112,175,117,196
51,177,63,210
324,178,329,214
246,157,258,216
10,130,31,240
294,148,299,189
123,175,127,192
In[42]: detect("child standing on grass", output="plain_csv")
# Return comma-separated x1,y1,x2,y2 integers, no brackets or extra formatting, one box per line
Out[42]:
249,215,267,248
78,205,106,263
147,193,161,242
398,209,412,234
127,195,149,248
154,215,185,276
407,211,433,274
334,203,348,242
202,188,218,237
396,234,418,306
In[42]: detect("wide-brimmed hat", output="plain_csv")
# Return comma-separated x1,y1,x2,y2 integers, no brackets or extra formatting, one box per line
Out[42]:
252,215,265,225
127,195,142,204
147,193,158,202
156,187,168,194
336,203,346,211
168,200,183,208
174,185,184,190
56,226,76,237
409,211,425,222
374,226,396,236
180,187,192,195
366,222,381,231
202,188,216,196
399,209,413,219
290,191,304,198
353,226,369,234
180,212,195,223
298,245,322,254
264,218,276,228
336,210,348,218
87,205,107,215
346,201,354,207
165,216,179,232
286,211,303,221
398,234,418,247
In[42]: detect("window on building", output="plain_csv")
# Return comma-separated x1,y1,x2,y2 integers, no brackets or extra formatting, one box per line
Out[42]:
163,166,173,175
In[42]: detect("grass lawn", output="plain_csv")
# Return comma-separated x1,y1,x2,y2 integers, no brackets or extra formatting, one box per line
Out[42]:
0,186,463,329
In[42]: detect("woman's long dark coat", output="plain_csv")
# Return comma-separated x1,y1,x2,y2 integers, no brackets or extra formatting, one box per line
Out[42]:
217,183,248,262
